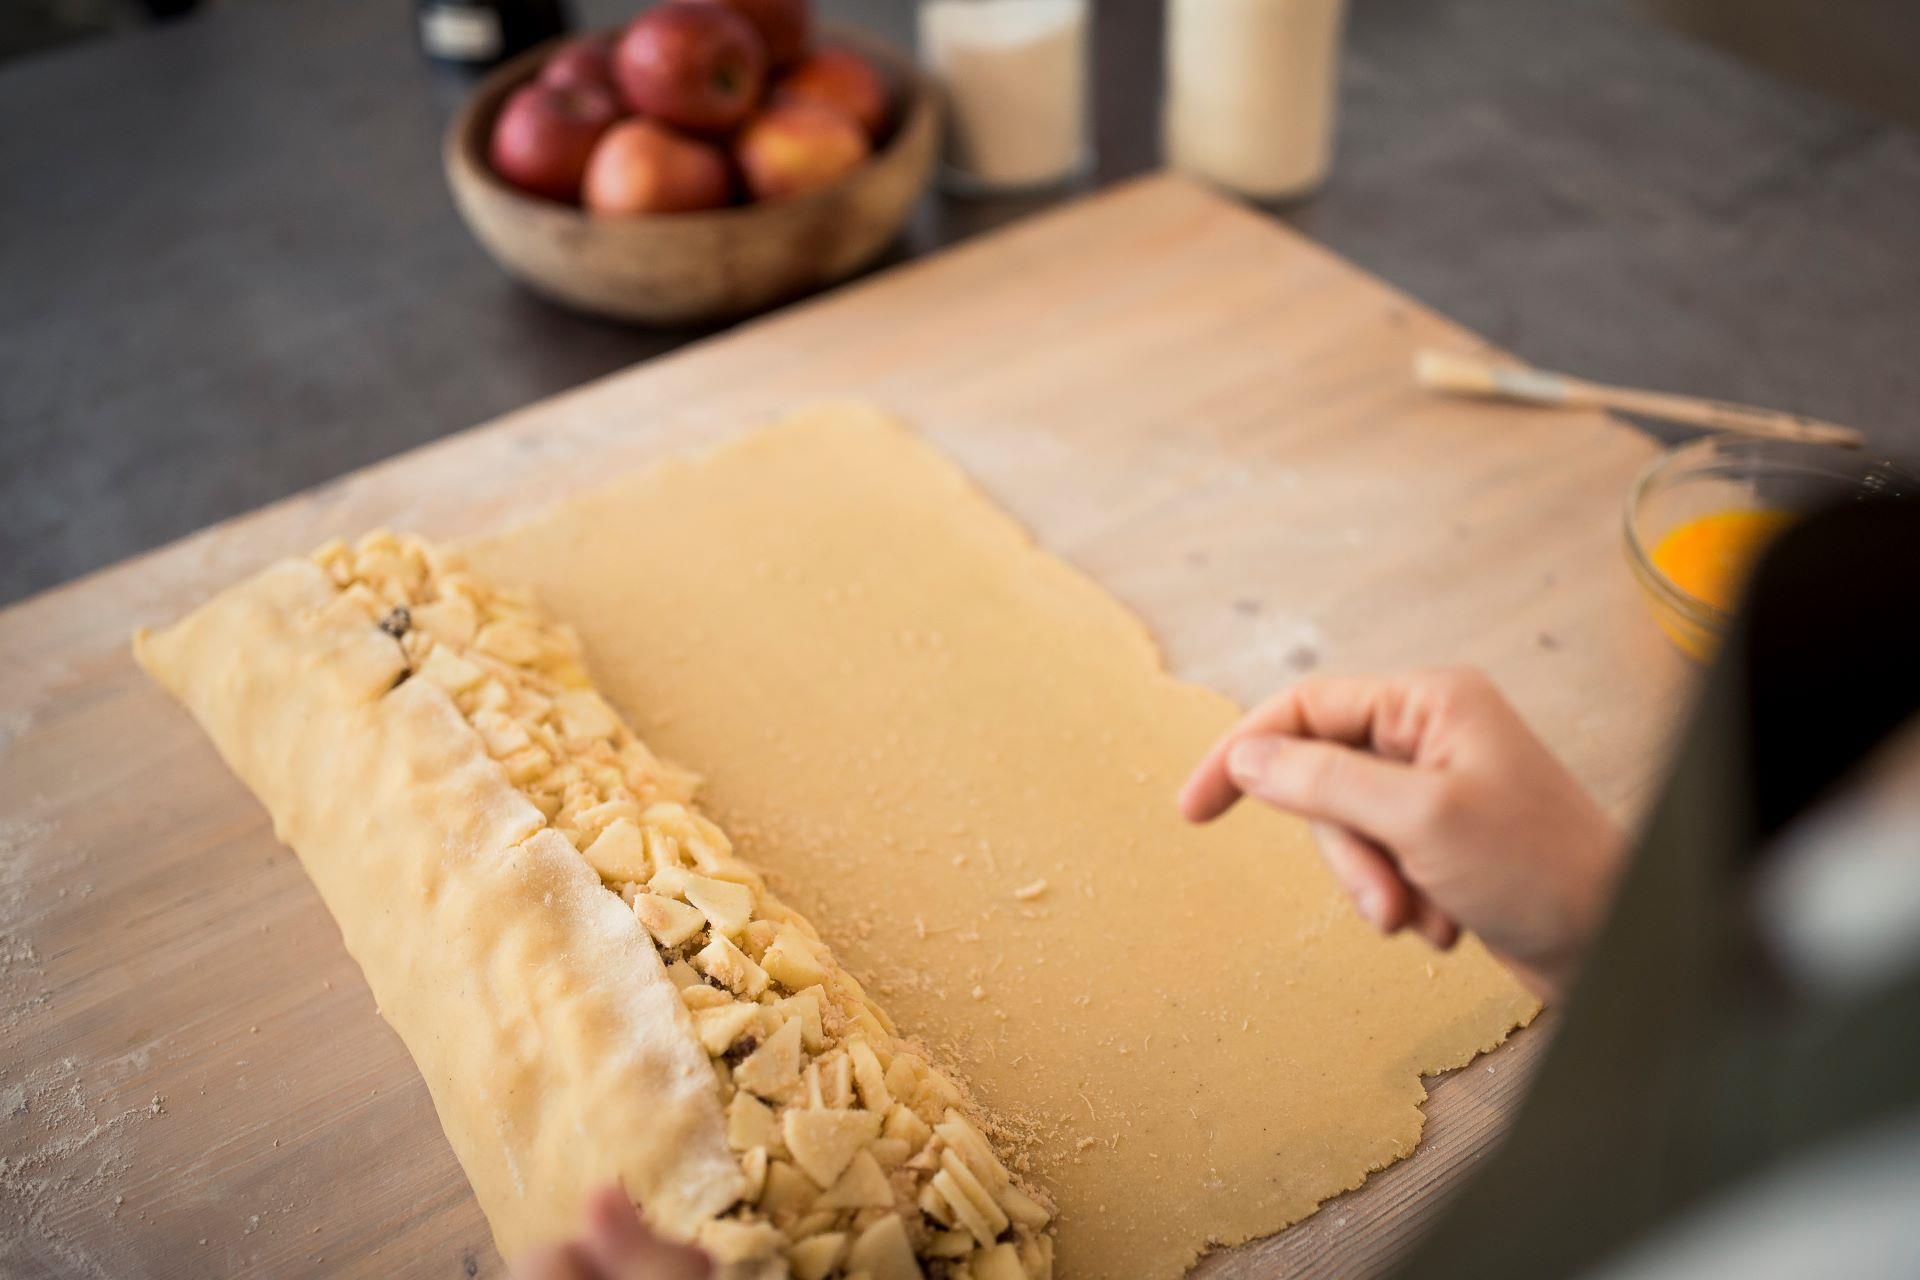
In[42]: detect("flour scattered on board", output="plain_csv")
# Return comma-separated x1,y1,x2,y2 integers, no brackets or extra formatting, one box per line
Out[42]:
0,815,57,913
3,789,171,1280
0,705,35,757
0,1054,166,1278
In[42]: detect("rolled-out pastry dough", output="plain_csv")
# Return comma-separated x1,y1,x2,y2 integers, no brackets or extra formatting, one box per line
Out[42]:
466,404,1543,1279
136,529,1055,1277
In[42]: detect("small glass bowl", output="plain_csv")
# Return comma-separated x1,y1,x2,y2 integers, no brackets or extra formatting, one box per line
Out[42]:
1624,435,1918,659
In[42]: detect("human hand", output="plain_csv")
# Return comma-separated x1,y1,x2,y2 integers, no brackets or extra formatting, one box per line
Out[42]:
515,1184,712,1280
1178,668,1625,1000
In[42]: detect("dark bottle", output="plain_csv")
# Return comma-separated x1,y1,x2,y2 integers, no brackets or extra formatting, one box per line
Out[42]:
415,0,571,73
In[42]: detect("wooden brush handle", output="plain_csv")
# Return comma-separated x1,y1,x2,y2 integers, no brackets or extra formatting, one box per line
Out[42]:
1559,379,1864,448
1415,348,1866,449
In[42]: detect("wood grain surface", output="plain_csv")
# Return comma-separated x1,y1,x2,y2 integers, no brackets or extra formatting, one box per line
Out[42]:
0,174,1688,1279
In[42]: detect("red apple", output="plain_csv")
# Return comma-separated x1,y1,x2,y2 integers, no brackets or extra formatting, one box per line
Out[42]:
771,46,887,139
583,119,733,214
683,0,810,67
735,101,869,201
539,35,619,98
489,81,621,203
613,4,767,135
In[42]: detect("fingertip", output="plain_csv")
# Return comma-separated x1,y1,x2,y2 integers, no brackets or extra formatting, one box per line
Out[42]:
1364,879,1414,934
583,1183,644,1246
1174,765,1239,824
1309,821,1414,934
1176,790,1227,824
515,1245,589,1280
1408,898,1460,951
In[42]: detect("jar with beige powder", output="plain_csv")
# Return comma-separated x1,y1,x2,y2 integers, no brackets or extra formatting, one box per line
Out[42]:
917,0,1093,194
1164,0,1349,200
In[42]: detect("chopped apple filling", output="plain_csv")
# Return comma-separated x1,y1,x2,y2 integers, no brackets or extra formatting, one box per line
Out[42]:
315,531,1056,1280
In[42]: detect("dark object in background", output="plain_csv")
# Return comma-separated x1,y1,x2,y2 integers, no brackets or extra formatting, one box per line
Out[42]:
1399,498,1920,1276
416,0,571,73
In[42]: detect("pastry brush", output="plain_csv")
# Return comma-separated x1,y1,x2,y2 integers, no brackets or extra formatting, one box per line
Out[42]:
1414,348,1865,448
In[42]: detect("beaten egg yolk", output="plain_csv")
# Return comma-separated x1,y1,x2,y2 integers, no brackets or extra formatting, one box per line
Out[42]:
1651,508,1796,615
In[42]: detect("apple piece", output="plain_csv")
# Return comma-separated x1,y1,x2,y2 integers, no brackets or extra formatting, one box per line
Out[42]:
772,46,887,138
581,817,650,882
734,1015,805,1101
739,1145,769,1201
737,917,779,959
679,983,729,1010
648,863,693,899
488,81,620,203
735,101,869,201
935,1148,1009,1244
816,1149,893,1210
778,987,826,1050
692,1001,761,1054
997,1180,1053,1230
694,933,770,997
782,1106,881,1187
882,1051,926,1105
881,1101,932,1151
934,1110,1010,1193
726,1090,779,1151
539,34,620,98
846,1213,921,1280
870,1136,911,1168
634,891,707,947
684,0,811,67
613,3,767,134
683,871,756,936
969,1243,1027,1280
761,922,830,991
697,1218,785,1266
582,119,733,215
846,1036,892,1112
924,1230,972,1260
759,1159,820,1217
788,1232,848,1280
552,688,619,748
416,645,484,694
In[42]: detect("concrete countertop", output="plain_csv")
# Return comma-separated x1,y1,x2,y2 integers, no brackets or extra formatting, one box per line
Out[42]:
3,0,1916,604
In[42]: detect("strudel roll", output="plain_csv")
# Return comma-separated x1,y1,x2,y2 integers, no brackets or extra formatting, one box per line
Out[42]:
135,530,1055,1280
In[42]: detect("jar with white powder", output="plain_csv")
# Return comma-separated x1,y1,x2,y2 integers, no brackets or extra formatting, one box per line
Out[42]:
918,0,1092,194
1164,0,1349,200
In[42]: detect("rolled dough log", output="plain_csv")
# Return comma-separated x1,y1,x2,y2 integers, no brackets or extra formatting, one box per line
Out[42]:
136,525,1058,1277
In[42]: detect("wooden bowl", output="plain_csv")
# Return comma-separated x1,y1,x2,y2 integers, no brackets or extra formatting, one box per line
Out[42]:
445,26,939,326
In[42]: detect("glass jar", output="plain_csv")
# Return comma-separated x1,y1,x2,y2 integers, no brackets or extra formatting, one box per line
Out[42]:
1164,0,1349,200
917,0,1093,194
415,0,569,74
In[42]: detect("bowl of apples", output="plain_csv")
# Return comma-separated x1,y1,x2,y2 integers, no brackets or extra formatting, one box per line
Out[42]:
446,0,939,325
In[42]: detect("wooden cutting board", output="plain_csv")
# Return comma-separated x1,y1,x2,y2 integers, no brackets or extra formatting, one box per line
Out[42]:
0,174,1687,1279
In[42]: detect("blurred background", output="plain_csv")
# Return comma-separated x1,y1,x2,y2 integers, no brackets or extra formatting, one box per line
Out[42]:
9,0,1920,130
3,0,1919,605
